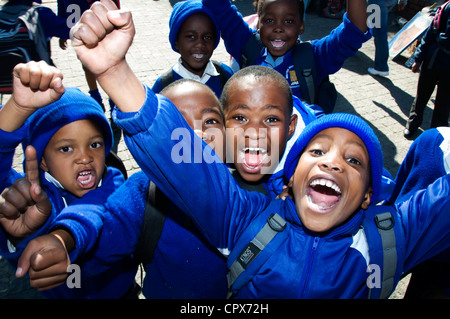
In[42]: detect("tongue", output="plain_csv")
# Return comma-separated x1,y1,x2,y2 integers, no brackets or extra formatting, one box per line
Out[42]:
245,152,263,167
309,187,340,208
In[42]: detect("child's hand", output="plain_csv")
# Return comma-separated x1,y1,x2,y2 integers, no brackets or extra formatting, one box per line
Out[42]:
0,61,65,132
411,62,420,73
0,146,52,242
16,233,70,291
11,61,65,114
71,0,135,79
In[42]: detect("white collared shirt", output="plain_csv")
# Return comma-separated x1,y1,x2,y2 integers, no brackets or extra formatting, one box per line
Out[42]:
173,58,220,84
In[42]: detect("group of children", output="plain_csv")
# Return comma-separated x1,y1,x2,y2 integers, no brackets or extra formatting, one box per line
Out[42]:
0,0,449,299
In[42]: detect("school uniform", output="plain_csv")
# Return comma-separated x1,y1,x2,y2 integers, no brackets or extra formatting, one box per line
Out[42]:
151,0,234,98
0,88,128,299
202,0,372,101
75,170,229,299
113,87,450,298
152,59,234,99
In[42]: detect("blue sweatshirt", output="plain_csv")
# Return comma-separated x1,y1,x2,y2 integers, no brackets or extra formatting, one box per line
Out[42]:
77,170,229,299
113,86,450,298
202,0,372,100
0,116,127,299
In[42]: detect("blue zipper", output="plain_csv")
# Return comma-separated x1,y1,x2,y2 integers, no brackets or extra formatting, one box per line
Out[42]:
299,236,320,298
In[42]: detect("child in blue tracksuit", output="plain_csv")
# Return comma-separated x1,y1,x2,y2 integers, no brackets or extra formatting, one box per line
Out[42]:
113,95,450,298
17,79,230,299
151,0,234,99
69,2,450,295
0,62,126,298
201,0,372,112
388,127,450,298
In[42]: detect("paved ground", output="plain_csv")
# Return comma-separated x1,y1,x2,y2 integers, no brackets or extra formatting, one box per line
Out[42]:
1,0,441,299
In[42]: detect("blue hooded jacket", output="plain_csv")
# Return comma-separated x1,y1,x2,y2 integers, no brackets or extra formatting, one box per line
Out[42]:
0,88,127,299
113,86,450,298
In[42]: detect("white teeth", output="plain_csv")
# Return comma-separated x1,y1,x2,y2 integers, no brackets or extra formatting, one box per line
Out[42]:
242,147,267,154
310,178,341,194
193,53,204,59
79,171,91,176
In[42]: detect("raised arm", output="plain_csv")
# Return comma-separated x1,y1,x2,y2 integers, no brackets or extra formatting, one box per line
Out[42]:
346,0,368,33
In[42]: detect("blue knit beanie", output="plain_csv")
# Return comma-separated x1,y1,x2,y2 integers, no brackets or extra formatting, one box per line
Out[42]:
284,113,383,203
168,0,220,52
22,87,113,165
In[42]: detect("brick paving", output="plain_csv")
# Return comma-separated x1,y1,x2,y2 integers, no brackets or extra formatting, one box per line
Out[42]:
1,0,440,299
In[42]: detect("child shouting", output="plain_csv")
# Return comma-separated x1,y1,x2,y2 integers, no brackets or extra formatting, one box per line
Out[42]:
201,0,371,113
71,1,450,298
0,61,125,298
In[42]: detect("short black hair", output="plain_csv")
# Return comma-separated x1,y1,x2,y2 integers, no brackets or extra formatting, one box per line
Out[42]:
161,78,225,121
220,65,293,114
257,0,305,21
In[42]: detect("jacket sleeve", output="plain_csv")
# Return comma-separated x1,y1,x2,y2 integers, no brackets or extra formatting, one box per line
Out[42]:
113,85,271,251
203,0,254,61
51,167,125,261
0,124,27,192
311,13,372,83
398,173,450,273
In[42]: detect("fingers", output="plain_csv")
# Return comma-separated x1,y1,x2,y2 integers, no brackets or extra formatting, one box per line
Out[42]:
71,0,133,48
17,236,69,291
25,145,40,187
13,61,64,92
71,3,114,48
0,180,33,219
28,249,69,291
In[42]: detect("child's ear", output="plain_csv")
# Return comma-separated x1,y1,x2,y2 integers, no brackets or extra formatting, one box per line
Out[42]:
288,114,298,139
40,157,49,172
360,186,373,210
298,21,305,36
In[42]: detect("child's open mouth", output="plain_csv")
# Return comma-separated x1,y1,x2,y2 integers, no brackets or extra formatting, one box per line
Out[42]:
192,53,206,61
307,178,342,212
77,170,96,189
271,39,286,49
239,147,268,173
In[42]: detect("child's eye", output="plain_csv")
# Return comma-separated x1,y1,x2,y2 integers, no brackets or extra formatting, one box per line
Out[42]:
265,116,280,124
90,141,103,149
205,118,221,125
310,149,324,156
346,157,361,166
203,35,214,41
232,115,247,123
59,146,72,153
285,19,294,24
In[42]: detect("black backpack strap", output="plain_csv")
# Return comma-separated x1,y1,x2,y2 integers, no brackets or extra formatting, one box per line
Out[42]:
134,181,168,266
159,68,175,92
291,41,318,105
211,60,229,89
363,206,399,299
227,212,287,298
240,32,264,68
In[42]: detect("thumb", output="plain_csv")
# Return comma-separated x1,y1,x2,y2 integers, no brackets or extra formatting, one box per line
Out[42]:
16,242,34,278
107,10,133,30
49,76,65,102
30,183,52,217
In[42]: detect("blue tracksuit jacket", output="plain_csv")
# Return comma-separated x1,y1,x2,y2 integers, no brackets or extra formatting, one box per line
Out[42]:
78,170,229,299
0,120,127,299
113,86,450,298
202,0,372,100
